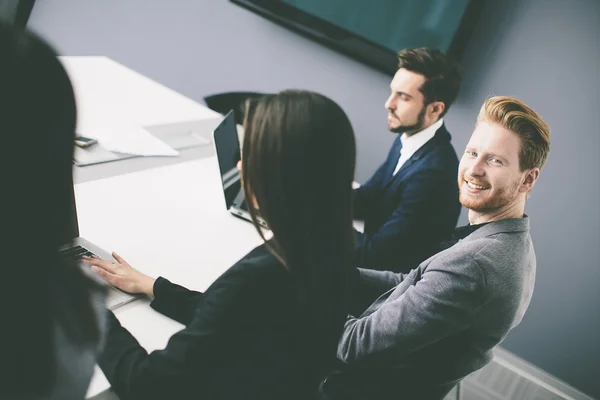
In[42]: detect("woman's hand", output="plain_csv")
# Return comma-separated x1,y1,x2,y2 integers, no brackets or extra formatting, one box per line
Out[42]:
82,252,156,297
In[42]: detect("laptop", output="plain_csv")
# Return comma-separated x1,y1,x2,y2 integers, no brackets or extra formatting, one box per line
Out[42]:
58,181,139,310
213,111,267,228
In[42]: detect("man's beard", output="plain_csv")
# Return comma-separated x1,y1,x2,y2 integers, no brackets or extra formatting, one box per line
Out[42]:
458,176,521,212
389,104,427,134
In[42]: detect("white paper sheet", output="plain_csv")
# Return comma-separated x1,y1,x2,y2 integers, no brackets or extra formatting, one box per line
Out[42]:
87,126,179,157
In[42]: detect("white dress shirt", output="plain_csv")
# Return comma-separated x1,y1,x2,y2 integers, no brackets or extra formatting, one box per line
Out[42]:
393,118,444,176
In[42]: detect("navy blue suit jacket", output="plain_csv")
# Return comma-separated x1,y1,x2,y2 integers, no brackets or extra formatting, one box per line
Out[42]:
354,124,461,272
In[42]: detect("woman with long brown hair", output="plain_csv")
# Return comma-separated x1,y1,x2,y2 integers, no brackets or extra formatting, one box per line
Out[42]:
0,23,106,400
86,90,356,399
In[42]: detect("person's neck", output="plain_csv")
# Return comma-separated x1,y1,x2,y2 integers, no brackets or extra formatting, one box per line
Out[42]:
404,118,440,137
468,201,525,225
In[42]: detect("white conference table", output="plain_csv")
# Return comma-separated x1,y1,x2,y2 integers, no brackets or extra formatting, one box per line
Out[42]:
61,57,264,398
61,56,222,184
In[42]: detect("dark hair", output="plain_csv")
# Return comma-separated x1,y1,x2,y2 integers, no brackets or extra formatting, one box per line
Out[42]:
242,90,355,374
0,23,103,397
397,47,462,116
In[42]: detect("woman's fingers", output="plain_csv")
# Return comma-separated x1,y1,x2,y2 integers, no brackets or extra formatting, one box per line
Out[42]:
82,255,119,274
83,252,149,294
112,252,127,264
90,265,120,287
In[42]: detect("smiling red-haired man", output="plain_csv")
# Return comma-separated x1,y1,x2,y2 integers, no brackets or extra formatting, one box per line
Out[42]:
324,96,551,400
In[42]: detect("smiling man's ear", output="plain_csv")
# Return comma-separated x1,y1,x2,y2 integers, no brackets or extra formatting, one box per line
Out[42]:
521,168,540,194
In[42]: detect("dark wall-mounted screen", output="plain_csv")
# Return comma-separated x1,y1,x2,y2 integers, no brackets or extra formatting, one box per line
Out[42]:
232,0,484,75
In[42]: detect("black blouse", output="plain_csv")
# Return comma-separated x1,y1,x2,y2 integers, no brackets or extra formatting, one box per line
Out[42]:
98,244,340,400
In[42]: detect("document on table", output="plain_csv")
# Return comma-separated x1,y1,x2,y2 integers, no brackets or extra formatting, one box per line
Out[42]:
87,126,179,157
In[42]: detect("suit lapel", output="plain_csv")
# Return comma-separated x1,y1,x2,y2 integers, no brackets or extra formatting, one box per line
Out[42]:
380,137,403,186
382,145,427,189
381,125,450,189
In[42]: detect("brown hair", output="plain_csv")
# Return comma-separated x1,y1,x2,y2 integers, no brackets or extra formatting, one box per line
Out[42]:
477,96,551,171
241,90,356,374
397,47,462,116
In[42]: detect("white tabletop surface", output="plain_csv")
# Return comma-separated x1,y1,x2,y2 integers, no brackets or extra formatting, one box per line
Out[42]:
60,56,219,133
56,56,261,398
60,56,222,184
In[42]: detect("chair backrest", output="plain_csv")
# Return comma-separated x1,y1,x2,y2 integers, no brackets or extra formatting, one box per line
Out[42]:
203,91,268,125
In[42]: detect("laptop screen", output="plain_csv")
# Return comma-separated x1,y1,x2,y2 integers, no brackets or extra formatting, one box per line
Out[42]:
213,111,243,209
61,178,80,245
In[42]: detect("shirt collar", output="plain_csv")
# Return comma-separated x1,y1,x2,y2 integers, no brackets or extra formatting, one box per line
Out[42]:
453,221,491,241
400,118,444,153
454,214,528,241
440,215,529,252
438,221,490,251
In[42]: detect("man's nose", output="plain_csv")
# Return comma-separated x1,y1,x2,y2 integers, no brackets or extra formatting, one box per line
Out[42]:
468,158,486,177
385,94,394,111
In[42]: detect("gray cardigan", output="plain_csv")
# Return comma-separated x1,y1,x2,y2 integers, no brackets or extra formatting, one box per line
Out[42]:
337,217,535,386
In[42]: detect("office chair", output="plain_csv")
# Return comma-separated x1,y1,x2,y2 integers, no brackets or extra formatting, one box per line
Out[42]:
203,91,268,125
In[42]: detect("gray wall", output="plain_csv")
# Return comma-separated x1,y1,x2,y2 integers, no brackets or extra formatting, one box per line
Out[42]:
28,0,396,183
28,0,600,397
443,1,600,398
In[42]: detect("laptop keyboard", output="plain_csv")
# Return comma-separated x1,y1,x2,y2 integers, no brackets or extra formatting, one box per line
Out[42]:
59,244,137,309
60,245,95,261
